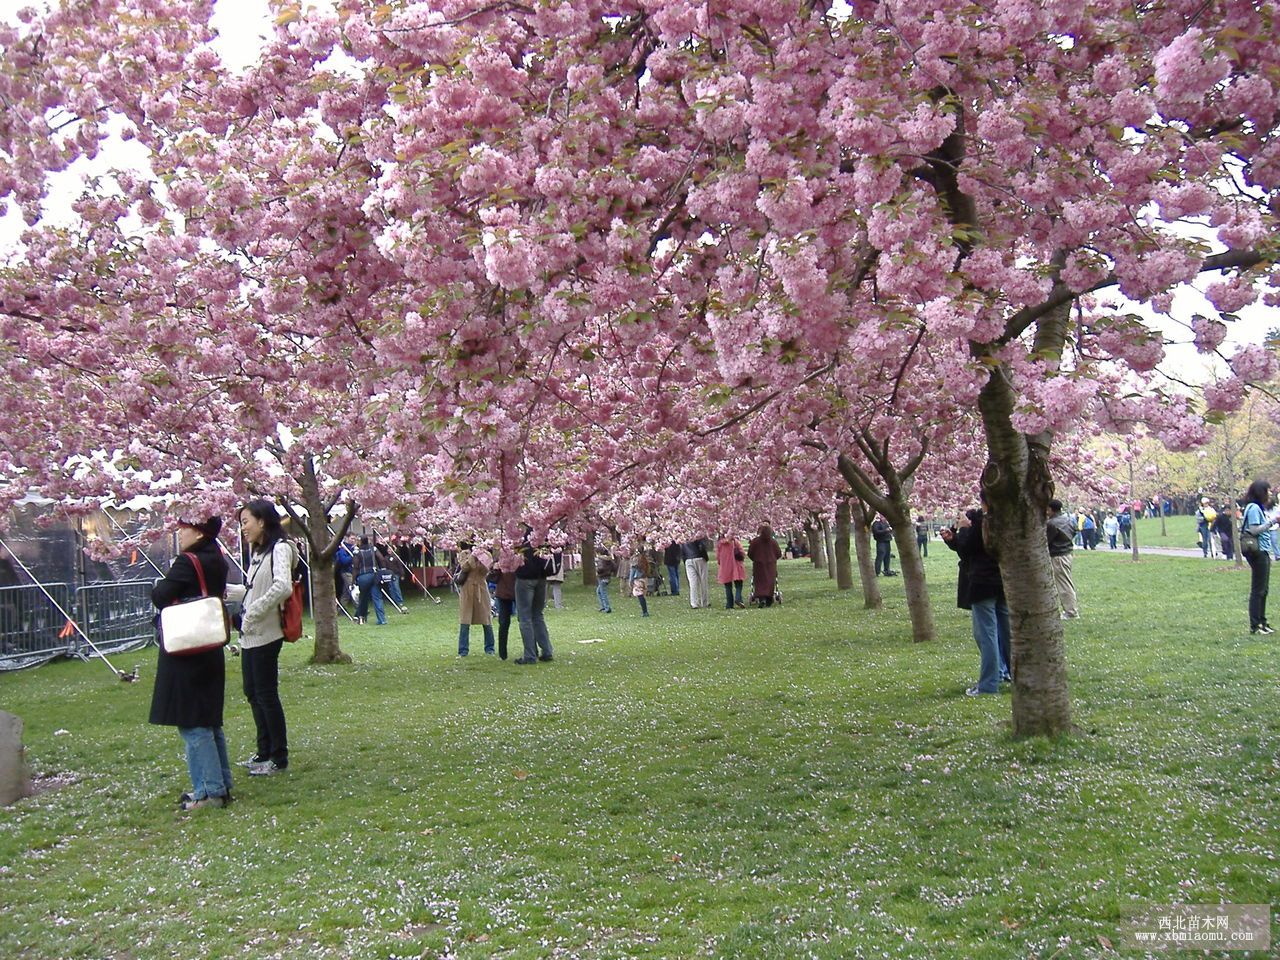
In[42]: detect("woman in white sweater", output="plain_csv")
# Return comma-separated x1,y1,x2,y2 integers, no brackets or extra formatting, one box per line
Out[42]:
236,500,296,776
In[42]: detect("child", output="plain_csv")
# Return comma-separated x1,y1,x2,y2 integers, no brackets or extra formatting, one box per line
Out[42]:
629,547,650,617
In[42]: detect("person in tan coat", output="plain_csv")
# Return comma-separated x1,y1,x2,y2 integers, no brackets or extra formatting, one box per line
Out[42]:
456,543,495,656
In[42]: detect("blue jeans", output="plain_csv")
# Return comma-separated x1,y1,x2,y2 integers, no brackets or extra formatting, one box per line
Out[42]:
458,622,494,655
666,564,680,596
596,577,612,612
355,572,386,623
515,578,552,660
178,726,232,800
386,575,404,606
970,597,1011,693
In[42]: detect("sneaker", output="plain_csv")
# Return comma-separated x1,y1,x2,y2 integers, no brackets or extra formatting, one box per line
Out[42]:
1259,625,1275,635
247,760,285,776
537,654,553,662
180,795,226,811
237,754,267,768
513,657,537,665
964,686,996,697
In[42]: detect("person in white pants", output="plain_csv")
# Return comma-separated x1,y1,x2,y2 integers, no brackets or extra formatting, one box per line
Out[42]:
682,537,711,608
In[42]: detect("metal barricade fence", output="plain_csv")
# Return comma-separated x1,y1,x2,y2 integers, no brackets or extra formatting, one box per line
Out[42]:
73,581,157,658
0,583,77,671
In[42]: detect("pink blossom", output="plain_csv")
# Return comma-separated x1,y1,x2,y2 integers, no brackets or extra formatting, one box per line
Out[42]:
1203,377,1246,415
1229,344,1279,383
1191,315,1228,353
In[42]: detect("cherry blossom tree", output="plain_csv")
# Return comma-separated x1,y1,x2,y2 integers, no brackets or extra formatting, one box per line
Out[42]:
5,0,1279,740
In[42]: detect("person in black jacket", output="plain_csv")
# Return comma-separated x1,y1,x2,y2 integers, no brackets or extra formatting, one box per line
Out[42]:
513,530,554,664
871,516,897,576
663,541,682,597
941,501,1011,696
149,516,231,811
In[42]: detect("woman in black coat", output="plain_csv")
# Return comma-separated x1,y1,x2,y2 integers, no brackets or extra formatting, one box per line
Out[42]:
149,516,231,811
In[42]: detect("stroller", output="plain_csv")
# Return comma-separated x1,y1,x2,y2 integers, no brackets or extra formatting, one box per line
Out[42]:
748,575,783,608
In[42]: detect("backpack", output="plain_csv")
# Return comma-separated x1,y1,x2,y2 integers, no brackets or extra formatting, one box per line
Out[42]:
271,544,304,642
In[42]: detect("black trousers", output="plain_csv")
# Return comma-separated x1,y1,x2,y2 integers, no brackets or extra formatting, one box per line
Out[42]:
1246,551,1270,630
241,639,288,767
875,540,892,575
496,597,514,659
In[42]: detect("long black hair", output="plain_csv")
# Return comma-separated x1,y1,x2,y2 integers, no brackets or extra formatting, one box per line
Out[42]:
1244,479,1271,509
238,499,286,555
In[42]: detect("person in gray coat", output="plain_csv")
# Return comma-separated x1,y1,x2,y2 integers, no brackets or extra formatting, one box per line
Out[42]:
236,500,296,776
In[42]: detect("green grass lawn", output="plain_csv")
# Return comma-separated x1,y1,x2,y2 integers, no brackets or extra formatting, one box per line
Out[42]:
2,551,1277,959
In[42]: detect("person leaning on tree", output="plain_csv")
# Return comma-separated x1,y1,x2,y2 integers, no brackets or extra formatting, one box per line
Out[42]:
941,498,1011,696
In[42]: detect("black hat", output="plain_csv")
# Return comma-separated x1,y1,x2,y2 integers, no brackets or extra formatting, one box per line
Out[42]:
178,516,223,538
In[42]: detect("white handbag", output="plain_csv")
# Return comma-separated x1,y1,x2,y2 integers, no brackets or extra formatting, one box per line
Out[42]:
160,552,230,656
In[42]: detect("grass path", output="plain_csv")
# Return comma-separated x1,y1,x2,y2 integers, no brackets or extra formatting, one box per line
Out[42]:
1,550,1276,958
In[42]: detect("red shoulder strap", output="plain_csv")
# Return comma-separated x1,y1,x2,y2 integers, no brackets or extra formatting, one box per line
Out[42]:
184,551,209,598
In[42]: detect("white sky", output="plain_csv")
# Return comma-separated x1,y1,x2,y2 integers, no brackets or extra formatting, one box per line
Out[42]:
0,0,1271,384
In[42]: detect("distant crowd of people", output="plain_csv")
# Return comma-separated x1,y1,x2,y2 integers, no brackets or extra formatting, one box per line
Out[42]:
593,526,784,615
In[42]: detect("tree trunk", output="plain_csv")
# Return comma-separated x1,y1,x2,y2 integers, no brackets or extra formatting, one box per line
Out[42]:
294,456,353,665
822,519,836,579
805,519,824,568
851,503,882,610
977,365,1071,737
890,514,935,643
581,537,597,587
834,499,854,590
1131,511,1140,561
834,453,935,643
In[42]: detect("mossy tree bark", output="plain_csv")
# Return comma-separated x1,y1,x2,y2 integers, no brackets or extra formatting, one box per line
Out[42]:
581,537,597,587
850,498,882,610
834,498,854,590
836,446,935,643
278,452,357,666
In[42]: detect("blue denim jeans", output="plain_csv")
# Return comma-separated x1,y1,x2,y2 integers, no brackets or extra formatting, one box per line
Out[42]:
515,578,552,660
458,622,495,656
970,597,1011,692
386,575,404,606
178,726,232,800
355,572,386,623
666,564,680,596
596,577,612,612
